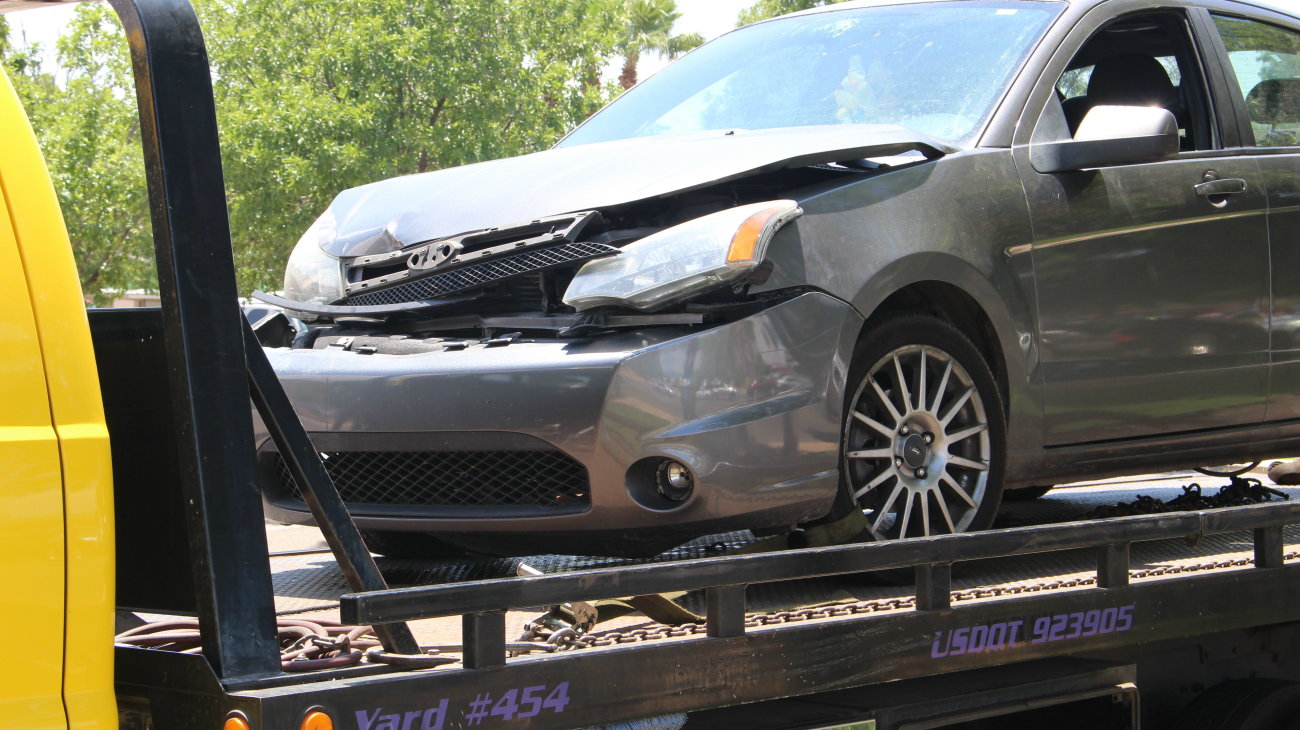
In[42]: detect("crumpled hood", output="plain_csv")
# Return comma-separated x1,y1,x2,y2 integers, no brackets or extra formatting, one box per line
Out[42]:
313,125,952,258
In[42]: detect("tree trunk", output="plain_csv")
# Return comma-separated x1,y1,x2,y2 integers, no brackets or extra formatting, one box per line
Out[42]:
619,51,640,90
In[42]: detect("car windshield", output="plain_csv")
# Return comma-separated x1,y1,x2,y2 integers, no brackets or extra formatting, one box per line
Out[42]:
560,1,1061,149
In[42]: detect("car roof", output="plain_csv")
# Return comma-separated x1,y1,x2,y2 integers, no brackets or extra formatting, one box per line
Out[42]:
775,0,1298,21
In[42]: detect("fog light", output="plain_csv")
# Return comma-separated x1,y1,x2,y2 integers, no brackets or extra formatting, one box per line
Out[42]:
223,713,251,730
656,460,694,502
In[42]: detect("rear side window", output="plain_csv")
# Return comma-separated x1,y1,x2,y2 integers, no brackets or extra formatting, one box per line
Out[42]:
1212,15,1300,147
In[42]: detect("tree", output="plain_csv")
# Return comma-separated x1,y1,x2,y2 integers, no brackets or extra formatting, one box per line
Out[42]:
616,0,703,89
3,5,154,304
4,0,631,298
195,0,630,292
736,0,837,26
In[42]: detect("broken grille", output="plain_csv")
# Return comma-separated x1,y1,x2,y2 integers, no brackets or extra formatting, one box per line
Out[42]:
342,242,619,307
274,450,590,509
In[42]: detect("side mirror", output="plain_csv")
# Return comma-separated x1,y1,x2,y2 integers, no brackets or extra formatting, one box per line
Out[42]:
1030,105,1179,173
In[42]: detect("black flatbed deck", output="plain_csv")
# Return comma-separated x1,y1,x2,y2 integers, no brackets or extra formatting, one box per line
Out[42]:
115,469,1300,729
262,470,1298,653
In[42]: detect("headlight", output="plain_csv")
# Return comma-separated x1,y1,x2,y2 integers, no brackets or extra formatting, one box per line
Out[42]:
562,200,802,311
283,212,345,304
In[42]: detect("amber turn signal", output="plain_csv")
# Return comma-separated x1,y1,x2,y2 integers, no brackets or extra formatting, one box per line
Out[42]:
727,203,794,264
301,709,334,730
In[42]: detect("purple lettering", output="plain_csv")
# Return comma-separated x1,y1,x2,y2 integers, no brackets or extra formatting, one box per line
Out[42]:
1100,607,1118,633
1031,616,1050,644
421,700,449,730
1082,610,1100,636
950,627,970,656
931,630,951,658
986,622,1008,651
968,625,989,653
1117,604,1134,632
356,709,382,730
1066,612,1084,639
1048,614,1068,641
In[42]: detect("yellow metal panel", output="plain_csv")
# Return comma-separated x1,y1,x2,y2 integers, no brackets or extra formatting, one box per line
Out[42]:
0,124,67,730
0,68,116,728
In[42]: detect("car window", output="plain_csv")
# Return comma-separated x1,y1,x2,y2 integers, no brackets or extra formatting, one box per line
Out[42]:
559,2,1061,149
1044,12,1213,151
1057,57,1181,100
1211,15,1300,147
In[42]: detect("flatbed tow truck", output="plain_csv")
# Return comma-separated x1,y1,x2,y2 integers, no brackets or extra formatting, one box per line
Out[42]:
2,0,1300,728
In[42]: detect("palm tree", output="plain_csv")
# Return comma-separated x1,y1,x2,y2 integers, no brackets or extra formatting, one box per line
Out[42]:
617,0,704,90
736,0,832,26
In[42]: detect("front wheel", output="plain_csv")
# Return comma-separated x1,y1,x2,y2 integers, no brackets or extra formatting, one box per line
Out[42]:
841,316,1006,540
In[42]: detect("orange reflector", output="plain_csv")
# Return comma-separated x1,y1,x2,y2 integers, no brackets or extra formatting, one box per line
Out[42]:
301,710,334,730
223,715,251,730
727,205,784,264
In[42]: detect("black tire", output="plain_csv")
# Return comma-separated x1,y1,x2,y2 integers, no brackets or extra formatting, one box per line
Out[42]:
1004,484,1054,501
839,315,1006,540
1175,679,1300,730
359,529,465,559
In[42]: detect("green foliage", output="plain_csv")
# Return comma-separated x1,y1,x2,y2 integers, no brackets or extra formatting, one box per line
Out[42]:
197,0,628,291
736,0,837,26
4,0,631,299
3,5,154,304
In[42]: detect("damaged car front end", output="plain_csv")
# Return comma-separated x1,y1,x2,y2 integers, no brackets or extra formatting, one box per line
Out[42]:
254,0,1062,556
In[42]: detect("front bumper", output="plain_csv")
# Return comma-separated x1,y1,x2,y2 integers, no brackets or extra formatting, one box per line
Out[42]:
257,293,861,555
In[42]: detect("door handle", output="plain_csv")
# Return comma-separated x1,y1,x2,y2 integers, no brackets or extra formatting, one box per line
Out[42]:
1194,178,1247,198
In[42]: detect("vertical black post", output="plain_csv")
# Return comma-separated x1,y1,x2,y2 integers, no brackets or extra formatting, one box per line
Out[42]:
244,324,419,654
462,612,507,669
1097,543,1130,588
109,0,279,678
706,585,747,638
915,564,952,611
1254,527,1283,569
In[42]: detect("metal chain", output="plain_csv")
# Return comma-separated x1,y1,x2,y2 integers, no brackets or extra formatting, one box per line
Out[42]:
525,551,1300,650
116,617,381,671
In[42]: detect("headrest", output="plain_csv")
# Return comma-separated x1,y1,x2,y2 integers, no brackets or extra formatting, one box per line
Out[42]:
1087,54,1177,108
1246,78,1300,125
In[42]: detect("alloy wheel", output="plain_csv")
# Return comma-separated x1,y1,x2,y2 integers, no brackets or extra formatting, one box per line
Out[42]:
844,342,994,539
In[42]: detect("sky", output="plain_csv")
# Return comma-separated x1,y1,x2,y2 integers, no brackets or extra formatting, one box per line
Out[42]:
7,0,757,78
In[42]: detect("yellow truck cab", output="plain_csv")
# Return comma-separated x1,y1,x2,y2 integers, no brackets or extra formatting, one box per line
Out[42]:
0,52,116,729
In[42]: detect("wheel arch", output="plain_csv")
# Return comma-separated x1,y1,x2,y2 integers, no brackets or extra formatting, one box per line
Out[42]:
842,250,1044,468
865,281,1009,415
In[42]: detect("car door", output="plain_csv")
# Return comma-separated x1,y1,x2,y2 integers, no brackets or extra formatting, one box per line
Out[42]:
1012,3,1271,446
1200,7,1300,422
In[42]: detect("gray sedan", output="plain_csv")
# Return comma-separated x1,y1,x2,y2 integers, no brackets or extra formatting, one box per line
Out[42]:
255,0,1300,557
